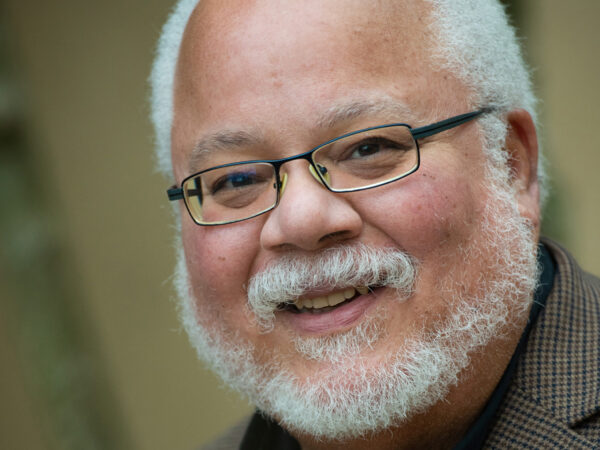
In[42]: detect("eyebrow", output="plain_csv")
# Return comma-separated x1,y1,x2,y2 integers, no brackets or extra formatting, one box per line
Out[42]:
188,96,415,173
316,97,415,129
188,129,263,173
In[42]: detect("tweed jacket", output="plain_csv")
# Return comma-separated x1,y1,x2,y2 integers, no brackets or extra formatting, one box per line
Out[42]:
203,239,600,449
483,239,600,448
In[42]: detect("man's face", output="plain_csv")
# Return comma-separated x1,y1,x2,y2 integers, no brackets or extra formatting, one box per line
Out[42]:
171,0,538,441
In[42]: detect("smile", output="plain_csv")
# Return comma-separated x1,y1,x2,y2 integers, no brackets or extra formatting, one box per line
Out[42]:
283,286,373,313
278,285,384,334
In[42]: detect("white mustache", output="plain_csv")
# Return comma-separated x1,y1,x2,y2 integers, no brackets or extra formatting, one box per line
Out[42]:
247,244,418,329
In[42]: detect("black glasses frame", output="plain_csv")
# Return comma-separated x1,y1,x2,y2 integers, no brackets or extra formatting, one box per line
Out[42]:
167,108,492,225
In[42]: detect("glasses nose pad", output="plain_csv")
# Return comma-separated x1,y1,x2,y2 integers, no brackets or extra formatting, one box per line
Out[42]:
309,164,331,185
278,172,288,195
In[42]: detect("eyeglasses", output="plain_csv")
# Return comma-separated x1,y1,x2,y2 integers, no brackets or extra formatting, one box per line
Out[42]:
167,108,492,225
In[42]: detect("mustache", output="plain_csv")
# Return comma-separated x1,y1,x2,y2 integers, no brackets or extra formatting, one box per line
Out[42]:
247,243,418,329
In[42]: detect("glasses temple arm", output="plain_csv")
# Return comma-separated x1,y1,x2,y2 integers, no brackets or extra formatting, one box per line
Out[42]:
411,108,493,140
167,187,184,201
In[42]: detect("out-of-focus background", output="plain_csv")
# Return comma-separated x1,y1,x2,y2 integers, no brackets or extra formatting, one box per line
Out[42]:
1,1,598,449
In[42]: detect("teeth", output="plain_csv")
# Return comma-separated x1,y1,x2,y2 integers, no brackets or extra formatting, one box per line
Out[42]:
294,286,370,310
303,298,313,309
328,292,345,306
356,286,369,295
312,296,328,308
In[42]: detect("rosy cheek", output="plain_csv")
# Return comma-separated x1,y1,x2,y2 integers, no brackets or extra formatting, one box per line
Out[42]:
362,167,479,257
181,217,261,308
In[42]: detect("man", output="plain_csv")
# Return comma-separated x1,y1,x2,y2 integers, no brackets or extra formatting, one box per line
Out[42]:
150,0,600,448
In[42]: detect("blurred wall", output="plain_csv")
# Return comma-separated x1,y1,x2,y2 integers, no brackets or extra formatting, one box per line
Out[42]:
1,1,252,449
522,1,600,270
1,1,598,449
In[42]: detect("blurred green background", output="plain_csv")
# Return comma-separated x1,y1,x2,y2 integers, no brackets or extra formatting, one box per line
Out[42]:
1,1,598,449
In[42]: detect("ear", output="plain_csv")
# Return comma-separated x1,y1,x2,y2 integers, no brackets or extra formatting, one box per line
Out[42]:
504,109,540,231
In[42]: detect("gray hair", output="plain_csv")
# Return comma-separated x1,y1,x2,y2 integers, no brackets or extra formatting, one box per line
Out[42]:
149,0,199,181
149,0,546,204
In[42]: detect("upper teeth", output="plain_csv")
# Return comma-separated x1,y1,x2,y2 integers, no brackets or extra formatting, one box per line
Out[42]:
294,286,369,310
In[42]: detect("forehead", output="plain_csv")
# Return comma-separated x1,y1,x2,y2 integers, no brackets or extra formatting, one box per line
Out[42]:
177,0,431,97
182,0,430,63
172,0,469,176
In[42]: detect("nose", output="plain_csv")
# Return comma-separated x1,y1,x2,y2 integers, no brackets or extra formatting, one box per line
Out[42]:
260,162,363,251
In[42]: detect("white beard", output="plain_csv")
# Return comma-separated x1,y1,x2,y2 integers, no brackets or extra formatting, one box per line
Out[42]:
173,157,539,440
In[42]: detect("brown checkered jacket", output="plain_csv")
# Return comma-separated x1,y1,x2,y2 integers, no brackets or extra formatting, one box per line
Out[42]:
203,239,600,449
484,239,600,448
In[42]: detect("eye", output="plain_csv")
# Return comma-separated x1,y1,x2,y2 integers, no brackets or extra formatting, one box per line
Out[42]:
345,137,410,160
351,142,380,158
210,170,265,194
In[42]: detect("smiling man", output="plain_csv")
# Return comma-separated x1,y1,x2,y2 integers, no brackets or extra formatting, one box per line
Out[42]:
150,1,600,449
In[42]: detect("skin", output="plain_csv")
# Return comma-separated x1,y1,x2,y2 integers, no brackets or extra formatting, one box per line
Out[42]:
171,0,540,448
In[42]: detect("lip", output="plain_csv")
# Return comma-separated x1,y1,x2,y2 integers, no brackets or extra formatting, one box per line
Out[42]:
279,288,381,334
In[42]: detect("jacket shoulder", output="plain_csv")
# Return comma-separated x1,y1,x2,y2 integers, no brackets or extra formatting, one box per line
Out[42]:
485,238,600,448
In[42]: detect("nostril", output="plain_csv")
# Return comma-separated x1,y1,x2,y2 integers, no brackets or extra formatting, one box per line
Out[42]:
318,230,353,243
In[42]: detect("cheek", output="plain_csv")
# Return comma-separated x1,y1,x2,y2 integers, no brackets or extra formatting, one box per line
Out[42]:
181,216,261,311
363,166,482,257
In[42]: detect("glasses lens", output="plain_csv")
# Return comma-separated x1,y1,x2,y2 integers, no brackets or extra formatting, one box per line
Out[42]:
183,162,278,224
312,125,418,191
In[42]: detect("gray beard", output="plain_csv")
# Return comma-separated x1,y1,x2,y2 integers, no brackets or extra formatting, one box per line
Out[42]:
173,158,539,440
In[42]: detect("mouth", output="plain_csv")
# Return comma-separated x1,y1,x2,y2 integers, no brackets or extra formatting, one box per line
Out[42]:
276,284,387,334
278,285,375,314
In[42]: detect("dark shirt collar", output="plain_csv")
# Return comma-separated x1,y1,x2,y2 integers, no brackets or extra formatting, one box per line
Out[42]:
241,243,556,450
